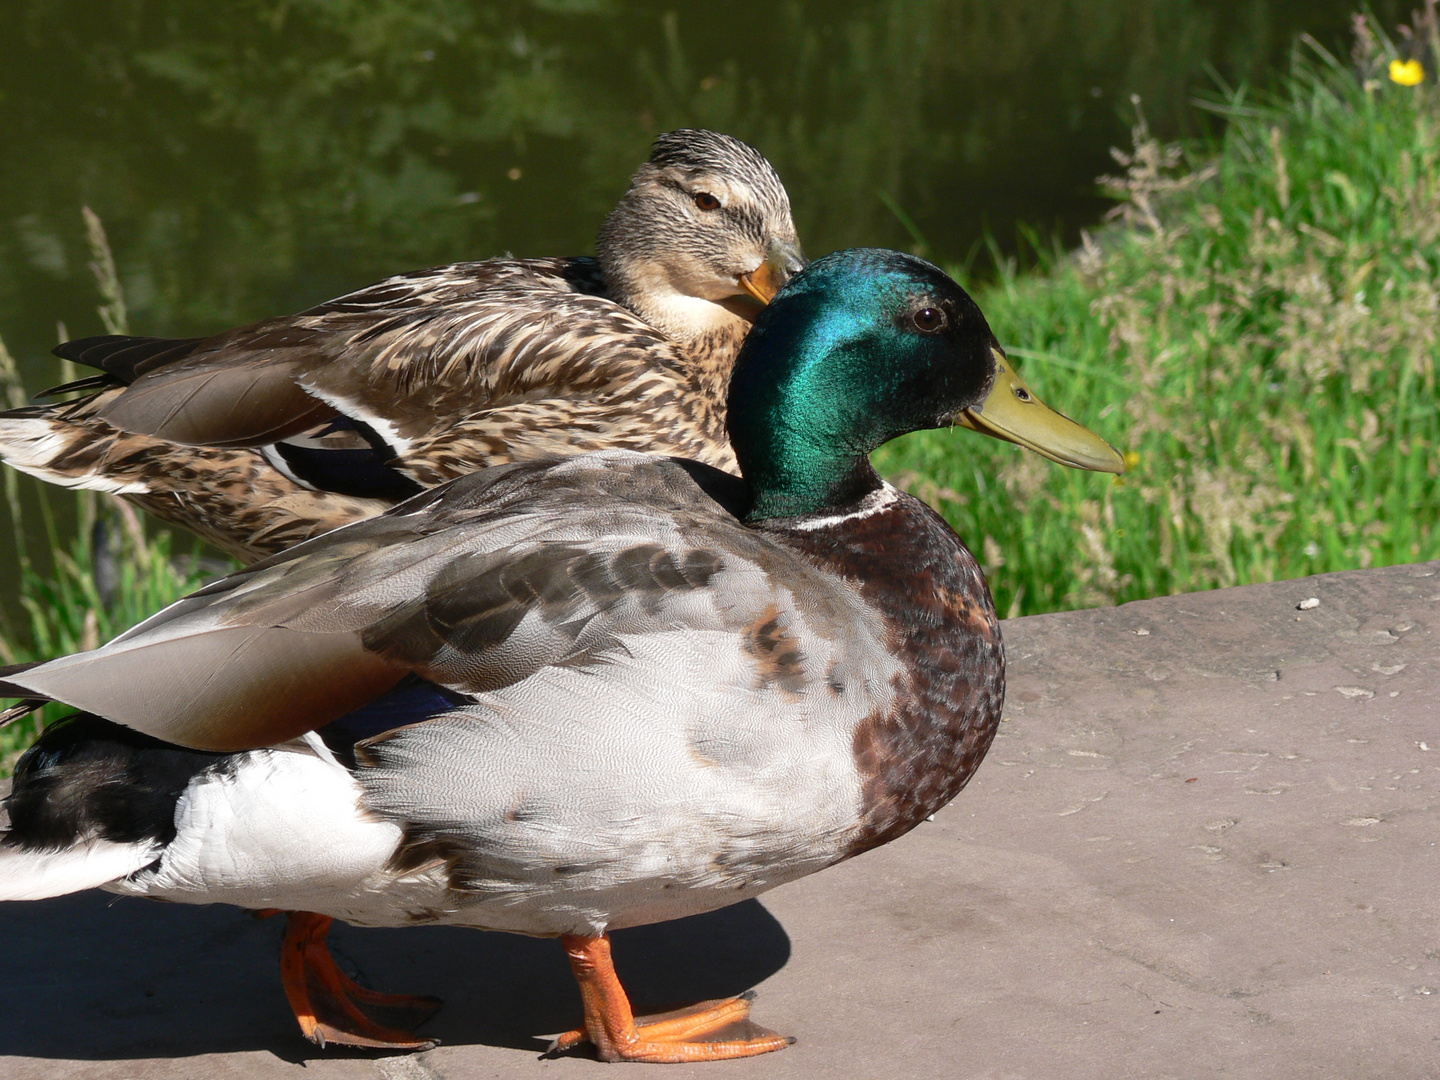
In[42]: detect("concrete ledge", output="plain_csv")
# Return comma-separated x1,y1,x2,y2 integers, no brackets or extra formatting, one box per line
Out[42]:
2,562,1436,1078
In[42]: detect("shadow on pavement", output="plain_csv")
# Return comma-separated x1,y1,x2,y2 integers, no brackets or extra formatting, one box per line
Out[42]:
0,891,791,1061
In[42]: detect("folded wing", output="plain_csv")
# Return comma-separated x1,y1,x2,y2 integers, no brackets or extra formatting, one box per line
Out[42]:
4,453,885,753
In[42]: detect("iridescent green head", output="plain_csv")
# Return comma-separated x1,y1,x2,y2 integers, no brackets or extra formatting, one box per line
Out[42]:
726,248,1123,521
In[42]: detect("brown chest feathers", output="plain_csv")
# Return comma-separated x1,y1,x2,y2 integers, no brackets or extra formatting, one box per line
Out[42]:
767,489,1005,858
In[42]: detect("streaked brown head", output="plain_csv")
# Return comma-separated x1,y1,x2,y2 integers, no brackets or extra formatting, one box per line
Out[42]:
597,130,806,344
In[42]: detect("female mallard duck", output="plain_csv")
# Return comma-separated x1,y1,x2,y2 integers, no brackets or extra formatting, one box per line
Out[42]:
0,129,804,560
0,249,1123,1062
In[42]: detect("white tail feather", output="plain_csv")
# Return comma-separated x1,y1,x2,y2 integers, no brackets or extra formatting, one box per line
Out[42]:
0,838,159,901
0,416,147,495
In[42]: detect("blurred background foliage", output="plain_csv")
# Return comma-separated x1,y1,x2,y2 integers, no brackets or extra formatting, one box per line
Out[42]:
880,17,1440,615
1,0,1400,364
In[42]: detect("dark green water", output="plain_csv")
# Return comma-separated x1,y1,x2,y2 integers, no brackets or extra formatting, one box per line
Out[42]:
0,0,1404,615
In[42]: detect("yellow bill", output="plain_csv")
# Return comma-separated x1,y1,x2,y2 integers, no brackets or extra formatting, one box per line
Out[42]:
956,348,1126,473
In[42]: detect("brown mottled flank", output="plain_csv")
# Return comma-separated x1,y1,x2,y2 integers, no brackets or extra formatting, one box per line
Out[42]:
764,491,1004,857
17,258,745,559
25,411,388,558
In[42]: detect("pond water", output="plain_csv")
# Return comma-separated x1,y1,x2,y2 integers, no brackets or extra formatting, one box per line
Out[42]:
0,0,1404,617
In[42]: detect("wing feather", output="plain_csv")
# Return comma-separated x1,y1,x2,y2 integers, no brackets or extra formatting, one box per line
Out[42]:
99,361,330,445
67,259,689,456
3,453,885,753
6,625,406,751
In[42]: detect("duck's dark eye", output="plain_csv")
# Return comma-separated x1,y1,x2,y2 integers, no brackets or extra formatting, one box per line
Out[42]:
694,191,721,211
912,307,944,333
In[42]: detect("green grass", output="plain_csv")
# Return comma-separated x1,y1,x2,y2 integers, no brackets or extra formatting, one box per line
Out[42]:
877,17,1440,617
0,210,216,769
0,519,213,769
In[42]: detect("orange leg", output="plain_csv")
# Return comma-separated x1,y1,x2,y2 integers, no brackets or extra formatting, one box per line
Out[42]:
549,933,792,1063
280,911,442,1050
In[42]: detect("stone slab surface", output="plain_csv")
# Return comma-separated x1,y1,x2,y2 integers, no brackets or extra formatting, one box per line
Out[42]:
1,561,1436,1079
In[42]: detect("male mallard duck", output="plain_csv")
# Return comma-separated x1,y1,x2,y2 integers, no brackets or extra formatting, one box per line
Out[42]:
0,130,804,560
0,126,803,1052
0,249,1122,1062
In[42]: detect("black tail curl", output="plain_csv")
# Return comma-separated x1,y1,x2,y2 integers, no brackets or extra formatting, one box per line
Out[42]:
3,713,224,852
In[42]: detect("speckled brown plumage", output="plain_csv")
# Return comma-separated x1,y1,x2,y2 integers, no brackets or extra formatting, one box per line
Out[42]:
7,259,744,559
3,403,389,556
0,131,802,560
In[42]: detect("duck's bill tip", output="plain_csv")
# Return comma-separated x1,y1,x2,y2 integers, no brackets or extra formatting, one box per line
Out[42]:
738,240,807,304
954,349,1126,474
737,267,781,304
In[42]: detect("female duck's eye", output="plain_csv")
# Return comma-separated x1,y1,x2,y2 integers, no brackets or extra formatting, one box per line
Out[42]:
693,191,721,211
912,307,944,333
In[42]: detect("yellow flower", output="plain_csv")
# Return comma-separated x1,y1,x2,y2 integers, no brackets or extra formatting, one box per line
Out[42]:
1389,59,1425,86
1123,450,1142,469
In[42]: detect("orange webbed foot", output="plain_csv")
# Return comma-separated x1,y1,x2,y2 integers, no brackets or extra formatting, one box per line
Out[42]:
550,934,792,1063
280,911,442,1051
